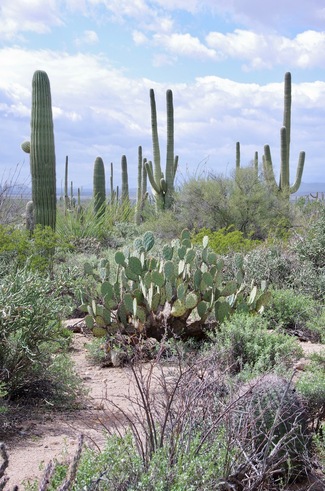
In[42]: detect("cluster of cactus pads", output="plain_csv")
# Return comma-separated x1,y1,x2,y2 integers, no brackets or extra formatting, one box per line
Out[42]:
229,374,310,485
81,230,270,340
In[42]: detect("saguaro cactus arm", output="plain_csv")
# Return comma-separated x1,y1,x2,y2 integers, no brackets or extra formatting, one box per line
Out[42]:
145,160,162,195
290,151,305,194
150,89,162,185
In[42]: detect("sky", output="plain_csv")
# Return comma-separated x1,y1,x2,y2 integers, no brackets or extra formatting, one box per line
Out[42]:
1,0,325,194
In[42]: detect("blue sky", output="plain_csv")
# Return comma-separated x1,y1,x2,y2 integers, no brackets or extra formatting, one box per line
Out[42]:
1,0,325,193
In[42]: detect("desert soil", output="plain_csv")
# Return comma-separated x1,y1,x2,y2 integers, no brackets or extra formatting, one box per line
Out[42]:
1,319,324,489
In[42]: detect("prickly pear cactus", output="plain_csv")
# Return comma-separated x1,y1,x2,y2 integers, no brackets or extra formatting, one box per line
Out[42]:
231,374,310,481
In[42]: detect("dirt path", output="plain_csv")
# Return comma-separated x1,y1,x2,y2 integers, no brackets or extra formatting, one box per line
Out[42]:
1,329,140,488
1,324,324,489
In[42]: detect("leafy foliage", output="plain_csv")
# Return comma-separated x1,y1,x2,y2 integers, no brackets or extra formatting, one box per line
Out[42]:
192,226,260,255
0,224,70,274
262,288,320,336
208,313,303,375
0,267,80,405
296,351,325,433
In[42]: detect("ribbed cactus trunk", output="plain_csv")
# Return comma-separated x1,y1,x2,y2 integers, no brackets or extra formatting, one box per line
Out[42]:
93,156,106,216
164,89,175,209
263,72,305,198
121,155,129,205
30,70,57,230
64,155,69,214
135,146,148,225
145,88,178,212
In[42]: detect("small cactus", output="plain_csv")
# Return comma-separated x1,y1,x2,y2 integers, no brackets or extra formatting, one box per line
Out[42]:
231,374,310,481
25,200,34,233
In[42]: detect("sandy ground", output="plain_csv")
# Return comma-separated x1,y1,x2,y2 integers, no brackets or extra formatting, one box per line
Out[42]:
0,322,324,489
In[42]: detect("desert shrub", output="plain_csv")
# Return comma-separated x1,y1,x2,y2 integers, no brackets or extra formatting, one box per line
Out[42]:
175,169,293,240
139,208,186,240
0,165,28,225
243,243,296,288
292,202,325,269
175,175,233,231
229,167,293,239
0,224,70,274
208,313,303,376
56,198,134,246
243,242,325,300
0,267,81,405
192,226,260,255
296,351,325,433
305,308,325,343
290,259,325,301
263,288,320,337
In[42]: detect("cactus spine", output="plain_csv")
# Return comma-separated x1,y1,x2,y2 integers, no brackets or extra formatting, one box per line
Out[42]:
263,72,305,197
22,70,56,230
93,156,106,216
145,88,178,211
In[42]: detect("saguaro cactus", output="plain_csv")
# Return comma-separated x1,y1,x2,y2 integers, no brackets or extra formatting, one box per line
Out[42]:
25,200,34,234
121,155,129,205
21,70,56,229
135,146,148,225
263,72,305,197
145,88,178,211
93,156,106,216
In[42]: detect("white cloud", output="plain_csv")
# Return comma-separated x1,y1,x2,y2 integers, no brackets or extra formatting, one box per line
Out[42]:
0,0,63,40
0,46,324,187
132,30,148,46
206,29,325,70
75,30,99,47
153,33,217,60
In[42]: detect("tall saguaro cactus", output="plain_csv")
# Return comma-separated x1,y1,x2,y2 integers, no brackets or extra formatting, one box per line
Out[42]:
93,156,106,216
145,88,178,211
21,70,56,229
121,155,129,205
263,72,305,197
135,146,148,225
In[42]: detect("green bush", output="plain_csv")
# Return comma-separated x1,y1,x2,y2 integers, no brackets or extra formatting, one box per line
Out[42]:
263,288,320,336
293,204,325,269
0,224,70,274
243,243,296,288
0,267,81,405
175,169,293,240
56,198,134,246
192,226,260,255
296,351,325,433
208,313,303,375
